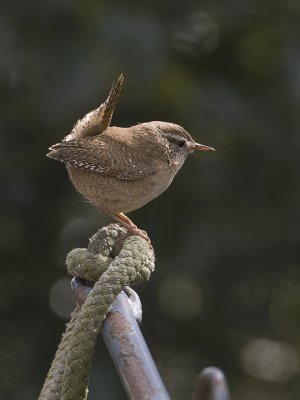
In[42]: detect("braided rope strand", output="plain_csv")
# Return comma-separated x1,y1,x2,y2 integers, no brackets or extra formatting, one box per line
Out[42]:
39,224,155,400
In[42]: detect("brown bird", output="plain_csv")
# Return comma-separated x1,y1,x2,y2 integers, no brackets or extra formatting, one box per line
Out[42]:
47,74,215,240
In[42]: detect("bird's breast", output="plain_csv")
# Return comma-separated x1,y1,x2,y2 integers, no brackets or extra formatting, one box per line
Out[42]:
66,165,179,214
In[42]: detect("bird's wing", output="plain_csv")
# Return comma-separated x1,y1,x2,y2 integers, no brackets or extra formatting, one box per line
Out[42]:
47,138,156,181
65,74,124,140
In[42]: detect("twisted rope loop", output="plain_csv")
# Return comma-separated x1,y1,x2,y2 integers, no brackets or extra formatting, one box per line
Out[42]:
39,224,155,400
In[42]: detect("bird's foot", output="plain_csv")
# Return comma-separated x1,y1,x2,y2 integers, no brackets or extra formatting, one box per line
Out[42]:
128,226,151,243
106,211,151,245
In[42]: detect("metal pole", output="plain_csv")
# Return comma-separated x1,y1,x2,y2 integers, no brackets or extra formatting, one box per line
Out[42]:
72,278,170,400
72,278,230,400
102,289,170,400
191,367,230,400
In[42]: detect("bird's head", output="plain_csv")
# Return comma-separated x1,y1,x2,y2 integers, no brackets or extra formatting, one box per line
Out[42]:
140,121,215,169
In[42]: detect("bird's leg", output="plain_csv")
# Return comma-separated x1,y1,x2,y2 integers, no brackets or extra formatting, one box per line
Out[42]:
105,211,150,243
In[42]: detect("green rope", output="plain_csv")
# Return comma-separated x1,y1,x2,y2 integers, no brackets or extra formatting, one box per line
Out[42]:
39,223,155,400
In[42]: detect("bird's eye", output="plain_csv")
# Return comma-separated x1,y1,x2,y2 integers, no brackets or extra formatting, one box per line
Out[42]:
177,139,186,148
163,132,187,148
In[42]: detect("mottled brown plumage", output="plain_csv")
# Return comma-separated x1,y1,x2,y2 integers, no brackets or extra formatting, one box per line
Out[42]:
47,74,215,239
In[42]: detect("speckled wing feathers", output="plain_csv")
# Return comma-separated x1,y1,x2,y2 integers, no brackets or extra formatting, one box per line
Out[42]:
47,139,155,181
48,74,156,180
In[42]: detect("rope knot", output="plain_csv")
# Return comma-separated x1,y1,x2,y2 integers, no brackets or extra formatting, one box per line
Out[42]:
39,223,155,400
66,223,155,285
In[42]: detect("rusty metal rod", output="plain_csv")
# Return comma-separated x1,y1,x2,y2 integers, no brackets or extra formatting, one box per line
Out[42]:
102,290,170,400
71,278,170,399
72,278,230,400
192,367,230,400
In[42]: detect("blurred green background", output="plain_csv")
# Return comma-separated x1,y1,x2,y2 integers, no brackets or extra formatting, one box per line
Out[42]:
1,0,300,399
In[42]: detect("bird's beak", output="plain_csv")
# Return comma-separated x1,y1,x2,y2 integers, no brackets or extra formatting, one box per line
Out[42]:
193,143,215,151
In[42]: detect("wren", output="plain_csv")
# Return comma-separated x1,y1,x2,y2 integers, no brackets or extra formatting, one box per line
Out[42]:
47,74,215,239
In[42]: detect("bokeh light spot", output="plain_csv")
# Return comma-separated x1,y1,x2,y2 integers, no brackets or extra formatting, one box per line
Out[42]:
173,12,219,59
49,277,75,319
157,274,203,320
240,338,298,383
